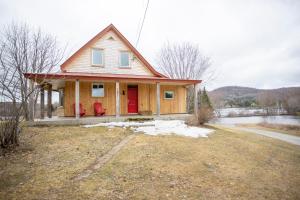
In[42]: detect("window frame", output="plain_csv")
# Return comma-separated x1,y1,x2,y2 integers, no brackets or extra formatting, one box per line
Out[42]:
119,51,130,68
164,91,174,100
91,83,105,97
91,48,104,67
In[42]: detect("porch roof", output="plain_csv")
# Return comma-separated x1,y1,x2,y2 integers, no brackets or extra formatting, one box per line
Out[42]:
24,72,202,85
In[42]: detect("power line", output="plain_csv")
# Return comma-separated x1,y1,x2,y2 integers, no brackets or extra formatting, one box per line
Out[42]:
136,0,149,48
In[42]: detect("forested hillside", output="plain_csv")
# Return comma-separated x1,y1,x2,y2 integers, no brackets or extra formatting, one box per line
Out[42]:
208,86,300,114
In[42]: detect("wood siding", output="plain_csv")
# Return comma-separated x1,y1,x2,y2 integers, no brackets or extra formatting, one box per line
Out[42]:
63,31,154,76
120,83,128,115
121,83,186,115
64,81,186,116
64,81,116,116
160,85,186,114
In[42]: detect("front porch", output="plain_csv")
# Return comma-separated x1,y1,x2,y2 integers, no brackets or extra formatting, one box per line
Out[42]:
39,82,200,120
29,113,193,126
25,72,201,121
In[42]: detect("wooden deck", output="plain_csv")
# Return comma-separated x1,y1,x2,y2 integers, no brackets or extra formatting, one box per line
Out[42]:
28,114,193,126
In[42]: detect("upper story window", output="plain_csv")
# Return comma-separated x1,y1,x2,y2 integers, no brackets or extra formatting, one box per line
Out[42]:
92,83,104,97
120,51,130,67
92,48,104,66
164,91,174,99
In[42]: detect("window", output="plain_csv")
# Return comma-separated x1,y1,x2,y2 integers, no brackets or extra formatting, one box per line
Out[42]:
92,83,104,97
164,91,174,99
107,36,115,40
92,49,103,66
120,51,129,67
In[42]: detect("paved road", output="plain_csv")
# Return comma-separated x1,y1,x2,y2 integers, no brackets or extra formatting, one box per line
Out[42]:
235,127,300,146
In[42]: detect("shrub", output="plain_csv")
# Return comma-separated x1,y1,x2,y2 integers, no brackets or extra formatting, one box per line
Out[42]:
185,115,199,126
0,104,22,149
197,107,215,125
186,106,215,126
227,111,237,117
0,120,21,148
186,87,215,125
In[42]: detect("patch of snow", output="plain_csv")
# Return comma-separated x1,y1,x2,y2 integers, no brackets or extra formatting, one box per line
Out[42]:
84,121,155,128
84,120,214,138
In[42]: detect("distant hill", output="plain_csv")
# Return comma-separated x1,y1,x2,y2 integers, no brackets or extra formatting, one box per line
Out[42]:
208,86,300,108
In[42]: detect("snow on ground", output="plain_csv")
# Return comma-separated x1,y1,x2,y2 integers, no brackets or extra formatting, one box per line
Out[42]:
84,120,214,138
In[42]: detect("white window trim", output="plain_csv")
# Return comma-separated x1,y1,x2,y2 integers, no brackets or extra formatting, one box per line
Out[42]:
164,91,174,100
91,48,104,67
119,51,131,68
91,83,105,97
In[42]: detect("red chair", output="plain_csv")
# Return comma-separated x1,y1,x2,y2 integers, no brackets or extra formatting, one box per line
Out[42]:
73,103,86,117
94,101,106,116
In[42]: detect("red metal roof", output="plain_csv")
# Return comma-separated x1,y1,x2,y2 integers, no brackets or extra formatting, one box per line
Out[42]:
24,72,202,84
60,24,166,78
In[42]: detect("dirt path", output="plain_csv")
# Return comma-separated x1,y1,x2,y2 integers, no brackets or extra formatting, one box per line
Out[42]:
234,126,300,146
73,134,136,181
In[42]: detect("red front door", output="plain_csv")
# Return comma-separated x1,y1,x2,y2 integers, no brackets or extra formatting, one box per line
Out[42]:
128,86,138,113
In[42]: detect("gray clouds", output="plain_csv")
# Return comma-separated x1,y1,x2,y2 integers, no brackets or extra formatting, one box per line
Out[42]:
0,0,299,89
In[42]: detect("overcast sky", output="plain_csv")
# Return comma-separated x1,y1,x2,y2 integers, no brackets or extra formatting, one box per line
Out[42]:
1,0,299,90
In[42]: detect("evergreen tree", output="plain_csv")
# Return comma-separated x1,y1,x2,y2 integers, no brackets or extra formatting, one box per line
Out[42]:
196,87,215,124
200,87,213,109
197,89,201,108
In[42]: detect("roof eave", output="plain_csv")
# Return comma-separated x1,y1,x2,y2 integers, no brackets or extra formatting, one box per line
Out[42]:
23,73,202,85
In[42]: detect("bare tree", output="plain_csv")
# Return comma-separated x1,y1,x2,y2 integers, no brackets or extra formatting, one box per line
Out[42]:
0,73,37,148
281,88,300,115
156,42,212,79
156,42,213,113
0,66,32,148
0,22,64,121
257,91,277,115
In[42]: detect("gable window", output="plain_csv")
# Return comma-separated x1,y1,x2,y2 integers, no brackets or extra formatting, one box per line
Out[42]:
92,83,104,97
92,49,104,66
107,36,115,40
164,91,174,99
120,51,130,67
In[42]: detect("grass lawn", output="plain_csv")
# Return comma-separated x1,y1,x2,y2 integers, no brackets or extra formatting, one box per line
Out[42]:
0,125,299,199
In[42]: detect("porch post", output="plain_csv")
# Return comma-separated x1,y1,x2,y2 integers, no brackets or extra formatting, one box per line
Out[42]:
28,79,35,121
156,82,160,116
116,81,120,117
75,79,80,119
47,84,52,118
40,85,45,119
58,89,62,106
194,83,198,116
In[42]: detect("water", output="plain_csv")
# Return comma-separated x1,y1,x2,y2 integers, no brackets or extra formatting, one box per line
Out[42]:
216,107,286,117
211,115,300,126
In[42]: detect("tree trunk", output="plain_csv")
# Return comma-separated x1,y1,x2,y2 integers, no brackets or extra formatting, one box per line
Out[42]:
186,86,194,114
23,101,29,121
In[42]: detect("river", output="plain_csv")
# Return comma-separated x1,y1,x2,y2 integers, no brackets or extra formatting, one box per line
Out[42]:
211,115,300,125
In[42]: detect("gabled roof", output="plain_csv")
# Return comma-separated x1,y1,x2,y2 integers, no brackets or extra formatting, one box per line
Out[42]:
61,24,166,77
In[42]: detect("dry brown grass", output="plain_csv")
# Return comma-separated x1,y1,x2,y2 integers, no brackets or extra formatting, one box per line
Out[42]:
0,125,299,200
77,127,300,200
0,125,131,200
240,122,300,137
